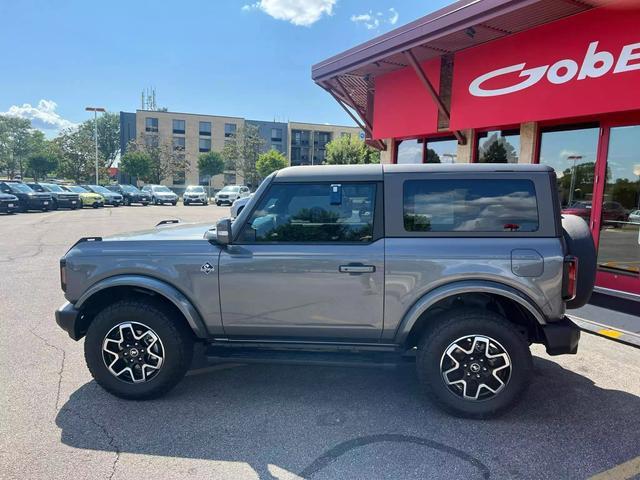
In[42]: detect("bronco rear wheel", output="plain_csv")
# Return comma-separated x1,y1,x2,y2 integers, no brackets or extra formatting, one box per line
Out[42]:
417,309,532,418
84,299,194,400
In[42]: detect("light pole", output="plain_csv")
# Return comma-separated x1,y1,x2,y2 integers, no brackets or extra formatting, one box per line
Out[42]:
634,164,640,209
85,107,106,184
566,155,583,206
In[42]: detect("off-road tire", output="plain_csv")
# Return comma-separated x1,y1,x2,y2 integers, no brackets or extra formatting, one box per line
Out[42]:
562,214,596,308
416,309,532,419
84,299,194,400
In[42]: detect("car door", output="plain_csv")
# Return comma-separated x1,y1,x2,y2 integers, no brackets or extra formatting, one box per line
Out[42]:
218,181,384,341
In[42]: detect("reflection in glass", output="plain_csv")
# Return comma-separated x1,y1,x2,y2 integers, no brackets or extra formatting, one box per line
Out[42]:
538,126,599,222
477,130,520,163
597,125,640,276
397,139,423,164
426,137,457,163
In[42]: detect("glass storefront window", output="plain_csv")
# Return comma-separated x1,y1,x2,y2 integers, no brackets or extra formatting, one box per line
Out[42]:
426,137,458,163
477,130,520,163
538,126,599,216
396,139,423,164
597,125,640,277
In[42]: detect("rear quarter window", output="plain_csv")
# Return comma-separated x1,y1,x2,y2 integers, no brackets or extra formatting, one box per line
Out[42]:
403,179,538,233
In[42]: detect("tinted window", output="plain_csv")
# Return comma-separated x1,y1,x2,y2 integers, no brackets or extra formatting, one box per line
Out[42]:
199,121,211,136
403,179,538,233
145,117,158,132
240,183,376,243
172,119,185,134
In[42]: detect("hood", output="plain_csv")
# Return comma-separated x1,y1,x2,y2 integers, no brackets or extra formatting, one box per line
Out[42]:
104,222,213,241
0,193,18,200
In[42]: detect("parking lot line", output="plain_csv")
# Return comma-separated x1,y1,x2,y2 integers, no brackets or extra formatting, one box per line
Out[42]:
588,456,640,480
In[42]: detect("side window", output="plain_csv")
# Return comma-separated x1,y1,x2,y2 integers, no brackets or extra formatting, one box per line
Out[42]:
403,179,538,232
239,183,376,243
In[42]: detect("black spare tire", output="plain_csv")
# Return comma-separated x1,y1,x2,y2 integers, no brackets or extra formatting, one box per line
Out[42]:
562,214,596,309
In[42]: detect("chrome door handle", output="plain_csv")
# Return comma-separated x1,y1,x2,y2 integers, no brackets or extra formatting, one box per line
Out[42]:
339,264,375,274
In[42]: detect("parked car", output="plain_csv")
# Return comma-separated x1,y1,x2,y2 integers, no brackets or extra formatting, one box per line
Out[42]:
629,209,640,224
0,180,52,212
561,200,628,227
183,185,209,205
0,192,19,214
27,182,80,210
56,164,597,418
230,193,253,217
141,185,178,205
62,185,104,208
105,184,150,206
214,185,250,206
81,185,123,207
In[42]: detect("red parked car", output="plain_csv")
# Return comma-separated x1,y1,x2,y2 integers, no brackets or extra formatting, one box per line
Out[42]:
561,201,628,227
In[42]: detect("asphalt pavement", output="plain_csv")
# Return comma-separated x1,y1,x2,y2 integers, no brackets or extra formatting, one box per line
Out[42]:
1,204,639,480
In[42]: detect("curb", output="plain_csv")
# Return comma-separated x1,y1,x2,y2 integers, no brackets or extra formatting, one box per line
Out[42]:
568,315,640,349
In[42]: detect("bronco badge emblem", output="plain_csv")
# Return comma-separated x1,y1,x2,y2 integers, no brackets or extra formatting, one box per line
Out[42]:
200,262,214,275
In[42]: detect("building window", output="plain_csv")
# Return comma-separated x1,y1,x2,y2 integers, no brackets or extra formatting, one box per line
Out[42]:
477,130,520,163
199,138,211,152
292,129,310,146
291,147,310,166
145,117,158,133
145,134,159,148
315,131,332,147
173,170,185,185
199,121,211,136
271,128,282,142
403,179,539,233
224,172,236,185
172,119,185,135
396,139,424,164
538,124,599,210
239,183,376,243
426,137,458,163
224,123,237,138
173,136,185,151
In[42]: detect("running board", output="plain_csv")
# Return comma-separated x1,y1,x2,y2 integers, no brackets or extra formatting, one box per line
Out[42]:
197,344,414,369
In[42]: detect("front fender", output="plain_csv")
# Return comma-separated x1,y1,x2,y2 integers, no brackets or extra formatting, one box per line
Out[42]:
394,280,547,345
76,274,209,338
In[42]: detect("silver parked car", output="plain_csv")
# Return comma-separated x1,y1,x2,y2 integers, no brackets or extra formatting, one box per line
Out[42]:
230,193,253,217
55,164,596,418
142,185,178,205
183,185,209,206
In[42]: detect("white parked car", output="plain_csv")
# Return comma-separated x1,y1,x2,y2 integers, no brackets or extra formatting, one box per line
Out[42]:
183,185,208,206
629,209,640,224
231,193,253,217
214,185,250,206
142,185,179,205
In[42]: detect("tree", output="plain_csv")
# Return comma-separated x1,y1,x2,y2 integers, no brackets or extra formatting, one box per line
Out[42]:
120,150,152,180
27,153,58,181
257,149,287,178
479,133,517,163
80,112,120,168
54,127,96,183
480,140,508,163
197,151,225,180
127,135,189,184
0,115,33,178
425,148,440,163
220,124,265,188
324,135,380,165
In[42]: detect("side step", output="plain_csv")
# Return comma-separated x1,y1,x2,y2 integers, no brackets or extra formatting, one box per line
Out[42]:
197,344,415,369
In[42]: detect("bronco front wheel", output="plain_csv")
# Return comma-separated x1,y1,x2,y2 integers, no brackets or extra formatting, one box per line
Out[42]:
84,299,194,400
417,309,532,418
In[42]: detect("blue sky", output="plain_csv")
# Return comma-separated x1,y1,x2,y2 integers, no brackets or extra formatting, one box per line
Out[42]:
0,0,449,135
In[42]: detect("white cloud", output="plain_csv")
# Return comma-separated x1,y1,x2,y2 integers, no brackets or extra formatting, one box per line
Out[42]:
242,0,336,26
351,8,399,30
1,99,77,132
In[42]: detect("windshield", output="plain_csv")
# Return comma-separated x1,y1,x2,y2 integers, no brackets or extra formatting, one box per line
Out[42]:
67,186,88,193
87,185,112,194
221,186,240,192
186,186,204,192
154,186,172,193
8,183,34,193
121,185,139,193
42,184,64,192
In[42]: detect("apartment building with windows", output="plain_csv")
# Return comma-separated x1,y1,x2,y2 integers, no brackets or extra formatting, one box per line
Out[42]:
120,110,363,187
288,121,363,166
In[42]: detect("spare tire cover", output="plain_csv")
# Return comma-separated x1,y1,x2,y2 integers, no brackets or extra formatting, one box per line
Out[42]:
562,214,596,309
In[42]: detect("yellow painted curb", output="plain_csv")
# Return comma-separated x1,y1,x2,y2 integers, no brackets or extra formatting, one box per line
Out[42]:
597,329,623,339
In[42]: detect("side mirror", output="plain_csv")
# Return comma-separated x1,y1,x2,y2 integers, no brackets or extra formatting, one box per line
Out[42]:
208,218,232,245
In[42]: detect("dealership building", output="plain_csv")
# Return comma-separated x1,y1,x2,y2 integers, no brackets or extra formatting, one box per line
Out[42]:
313,0,640,299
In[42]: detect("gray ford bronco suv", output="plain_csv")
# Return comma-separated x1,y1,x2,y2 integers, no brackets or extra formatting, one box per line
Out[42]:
56,164,596,417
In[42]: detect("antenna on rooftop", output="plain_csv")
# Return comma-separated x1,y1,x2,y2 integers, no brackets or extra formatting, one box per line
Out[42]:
141,87,158,110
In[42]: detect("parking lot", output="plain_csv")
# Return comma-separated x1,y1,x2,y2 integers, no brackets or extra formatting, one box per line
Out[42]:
1,205,639,480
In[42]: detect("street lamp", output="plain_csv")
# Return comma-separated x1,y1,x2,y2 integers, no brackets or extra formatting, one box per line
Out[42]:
634,164,640,209
85,107,106,184
566,155,583,206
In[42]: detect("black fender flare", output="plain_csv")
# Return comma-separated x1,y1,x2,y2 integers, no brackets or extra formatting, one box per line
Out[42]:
394,280,547,345
75,275,209,338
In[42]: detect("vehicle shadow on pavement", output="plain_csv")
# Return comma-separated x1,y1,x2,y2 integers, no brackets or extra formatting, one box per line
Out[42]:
56,355,640,479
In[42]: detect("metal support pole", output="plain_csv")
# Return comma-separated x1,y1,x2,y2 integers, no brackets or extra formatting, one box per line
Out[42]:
94,110,99,184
